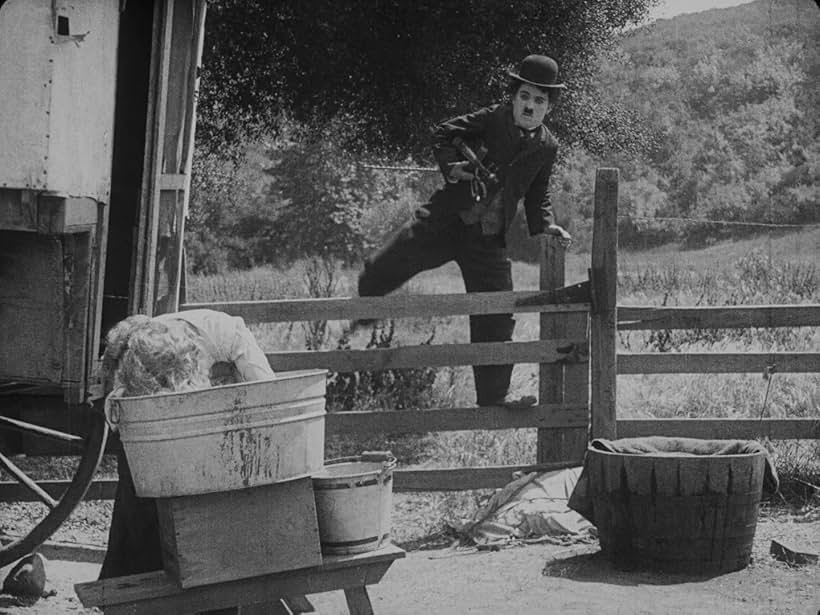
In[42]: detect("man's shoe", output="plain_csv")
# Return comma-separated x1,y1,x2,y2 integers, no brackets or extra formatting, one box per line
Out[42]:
481,394,537,409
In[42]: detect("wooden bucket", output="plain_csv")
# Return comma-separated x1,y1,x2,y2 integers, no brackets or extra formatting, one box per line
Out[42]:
312,452,396,555
587,447,766,574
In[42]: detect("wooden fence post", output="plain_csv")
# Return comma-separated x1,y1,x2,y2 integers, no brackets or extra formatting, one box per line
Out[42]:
536,237,588,464
590,168,619,440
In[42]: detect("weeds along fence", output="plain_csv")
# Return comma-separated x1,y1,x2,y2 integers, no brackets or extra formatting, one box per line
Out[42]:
181,168,820,493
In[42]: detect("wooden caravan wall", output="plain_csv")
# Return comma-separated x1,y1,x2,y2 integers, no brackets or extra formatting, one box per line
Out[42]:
0,0,119,403
0,0,119,200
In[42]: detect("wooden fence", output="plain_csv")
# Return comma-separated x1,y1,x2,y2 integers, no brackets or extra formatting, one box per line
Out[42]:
2,168,819,504
180,167,820,492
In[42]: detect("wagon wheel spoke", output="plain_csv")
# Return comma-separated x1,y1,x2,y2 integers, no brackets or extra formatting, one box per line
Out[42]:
0,451,58,508
0,415,84,446
0,409,109,567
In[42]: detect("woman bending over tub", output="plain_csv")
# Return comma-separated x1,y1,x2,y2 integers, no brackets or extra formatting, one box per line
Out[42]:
98,309,274,579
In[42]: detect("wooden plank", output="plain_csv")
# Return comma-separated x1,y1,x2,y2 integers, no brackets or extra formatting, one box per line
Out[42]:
393,462,581,492
239,600,291,615
0,2,118,199
0,189,36,231
132,0,174,316
36,196,99,234
61,232,93,404
169,0,208,313
0,194,98,234
617,418,820,440
281,595,315,613
537,243,589,463
326,404,589,434
557,356,591,461
44,1,120,202
158,174,188,190
0,2,51,190
0,233,65,384
265,339,586,372
618,304,820,330
538,234,567,463
266,339,586,372
88,197,110,409
74,545,405,613
182,292,590,322
617,352,819,374
344,587,374,615
157,478,322,588
590,168,619,439
154,0,196,316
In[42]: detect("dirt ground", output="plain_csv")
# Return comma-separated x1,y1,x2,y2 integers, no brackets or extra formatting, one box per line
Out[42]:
1,511,817,615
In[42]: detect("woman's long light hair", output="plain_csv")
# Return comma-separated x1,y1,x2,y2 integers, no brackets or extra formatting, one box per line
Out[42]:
103,316,210,397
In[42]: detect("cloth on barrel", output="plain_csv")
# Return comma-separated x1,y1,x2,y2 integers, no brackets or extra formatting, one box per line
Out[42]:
567,436,779,526
453,467,593,546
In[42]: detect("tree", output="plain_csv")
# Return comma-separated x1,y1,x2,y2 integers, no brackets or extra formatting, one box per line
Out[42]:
197,0,661,159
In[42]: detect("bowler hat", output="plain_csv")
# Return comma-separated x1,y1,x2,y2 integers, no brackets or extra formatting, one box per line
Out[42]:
508,55,566,89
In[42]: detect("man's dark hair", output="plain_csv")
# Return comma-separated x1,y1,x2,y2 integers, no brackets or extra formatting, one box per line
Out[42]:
507,79,561,107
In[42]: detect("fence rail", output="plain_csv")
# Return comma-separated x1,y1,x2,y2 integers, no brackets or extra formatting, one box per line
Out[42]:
618,305,820,330
618,351,819,374
618,418,820,440
325,405,590,434
12,168,813,503
183,285,591,322
266,337,587,372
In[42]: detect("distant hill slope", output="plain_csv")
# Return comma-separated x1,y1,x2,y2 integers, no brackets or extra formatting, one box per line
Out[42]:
537,0,818,257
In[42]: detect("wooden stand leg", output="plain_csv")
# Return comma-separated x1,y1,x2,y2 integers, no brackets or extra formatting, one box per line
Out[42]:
237,599,292,614
344,586,374,615
283,595,315,613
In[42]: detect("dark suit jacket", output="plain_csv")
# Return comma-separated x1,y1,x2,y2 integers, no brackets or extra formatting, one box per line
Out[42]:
429,103,558,236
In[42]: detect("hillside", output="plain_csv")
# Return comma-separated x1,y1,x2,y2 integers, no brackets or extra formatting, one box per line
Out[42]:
564,0,820,251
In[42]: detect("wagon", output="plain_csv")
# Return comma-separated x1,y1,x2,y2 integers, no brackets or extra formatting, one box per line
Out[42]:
0,0,206,566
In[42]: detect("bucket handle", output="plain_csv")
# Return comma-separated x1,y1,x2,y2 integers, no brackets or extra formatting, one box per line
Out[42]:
326,451,396,482
361,450,396,482
104,393,123,432
360,450,395,464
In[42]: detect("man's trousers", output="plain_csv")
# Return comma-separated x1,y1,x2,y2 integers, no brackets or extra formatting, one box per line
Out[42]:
358,207,515,406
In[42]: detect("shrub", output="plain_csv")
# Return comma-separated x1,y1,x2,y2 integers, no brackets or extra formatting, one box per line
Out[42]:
327,322,438,413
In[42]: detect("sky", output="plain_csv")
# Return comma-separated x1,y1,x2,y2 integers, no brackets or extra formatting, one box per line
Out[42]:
647,0,756,20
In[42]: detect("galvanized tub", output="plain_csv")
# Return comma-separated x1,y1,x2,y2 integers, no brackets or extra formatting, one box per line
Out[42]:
110,369,327,497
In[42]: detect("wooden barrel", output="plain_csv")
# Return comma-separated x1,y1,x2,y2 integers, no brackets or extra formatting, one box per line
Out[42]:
587,447,766,574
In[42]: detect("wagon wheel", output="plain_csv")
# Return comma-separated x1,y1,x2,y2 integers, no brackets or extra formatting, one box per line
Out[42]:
0,409,109,567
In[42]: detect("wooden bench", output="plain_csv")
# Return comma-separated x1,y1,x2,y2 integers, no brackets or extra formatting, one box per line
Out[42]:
74,544,406,614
